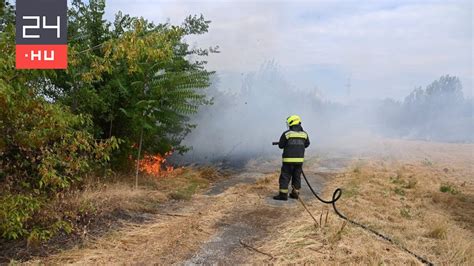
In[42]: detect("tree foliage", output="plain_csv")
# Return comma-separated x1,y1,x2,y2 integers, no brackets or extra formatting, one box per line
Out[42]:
44,0,215,168
0,17,118,241
0,0,215,241
376,75,473,142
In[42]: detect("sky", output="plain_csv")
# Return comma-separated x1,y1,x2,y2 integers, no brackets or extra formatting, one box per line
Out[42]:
103,0,473,101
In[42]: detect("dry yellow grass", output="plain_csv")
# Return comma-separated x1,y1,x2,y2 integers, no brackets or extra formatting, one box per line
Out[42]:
254,151,473,265
20,139,474,265
33,172,281,264
76,167,218,212
7,167,221,260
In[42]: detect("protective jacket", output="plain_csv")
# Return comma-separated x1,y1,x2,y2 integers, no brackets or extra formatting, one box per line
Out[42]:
278,124,310,163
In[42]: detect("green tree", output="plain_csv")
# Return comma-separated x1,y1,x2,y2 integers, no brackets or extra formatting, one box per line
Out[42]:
1,1,15,32
45,0,216,170
0,6,118,241
0,0,216,241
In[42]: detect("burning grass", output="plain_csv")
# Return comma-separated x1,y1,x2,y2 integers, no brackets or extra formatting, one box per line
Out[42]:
138,152,175,177
254,158,473,265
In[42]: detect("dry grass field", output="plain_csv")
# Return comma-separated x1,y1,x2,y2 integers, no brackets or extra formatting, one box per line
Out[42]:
11,139,473,265
253,140,473,265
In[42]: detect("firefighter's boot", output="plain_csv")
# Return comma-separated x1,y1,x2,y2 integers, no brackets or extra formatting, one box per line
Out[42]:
289,189,299,199
273,192,288,201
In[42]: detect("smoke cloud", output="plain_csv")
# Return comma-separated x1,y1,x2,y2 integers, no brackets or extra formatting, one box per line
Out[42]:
178,61,473,165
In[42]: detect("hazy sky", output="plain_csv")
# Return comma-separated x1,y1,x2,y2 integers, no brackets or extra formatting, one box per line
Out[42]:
103,0,473,101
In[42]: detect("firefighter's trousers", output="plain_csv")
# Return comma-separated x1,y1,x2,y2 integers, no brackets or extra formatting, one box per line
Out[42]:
279,163,303,193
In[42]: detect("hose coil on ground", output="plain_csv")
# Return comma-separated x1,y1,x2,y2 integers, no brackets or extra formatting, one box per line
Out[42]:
301,170,433,266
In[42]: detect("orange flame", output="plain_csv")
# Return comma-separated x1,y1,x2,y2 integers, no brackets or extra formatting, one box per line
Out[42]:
138,151,175,177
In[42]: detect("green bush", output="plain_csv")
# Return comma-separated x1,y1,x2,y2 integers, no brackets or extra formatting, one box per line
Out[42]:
0,85,118,241
0,194,41,240
0,11,119,241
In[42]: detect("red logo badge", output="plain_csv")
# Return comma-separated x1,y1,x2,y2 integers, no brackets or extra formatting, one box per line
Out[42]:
15,1,68,69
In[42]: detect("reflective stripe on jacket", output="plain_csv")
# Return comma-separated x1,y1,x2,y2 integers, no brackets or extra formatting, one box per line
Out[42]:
278,124,310,163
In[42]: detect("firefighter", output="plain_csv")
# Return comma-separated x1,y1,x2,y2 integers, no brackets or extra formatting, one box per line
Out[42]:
273,115,310,201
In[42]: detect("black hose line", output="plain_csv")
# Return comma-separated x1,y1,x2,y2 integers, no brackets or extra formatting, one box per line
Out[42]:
301,170,433,266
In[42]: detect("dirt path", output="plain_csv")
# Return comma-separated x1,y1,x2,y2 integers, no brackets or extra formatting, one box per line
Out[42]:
36,157,346,265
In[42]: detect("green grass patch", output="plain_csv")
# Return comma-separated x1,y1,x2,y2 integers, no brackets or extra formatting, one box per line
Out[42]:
400,207,411,219
342,183,359,198
168,174,209,201
390,174,417,190
422,158,433,166
439,183,459,195
390,175,405,185
394,187,405,196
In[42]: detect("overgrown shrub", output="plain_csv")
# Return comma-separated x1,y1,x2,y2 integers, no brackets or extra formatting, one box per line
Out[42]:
0,84,119,241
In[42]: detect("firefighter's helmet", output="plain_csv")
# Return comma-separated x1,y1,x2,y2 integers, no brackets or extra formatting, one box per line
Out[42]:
286,115,301,127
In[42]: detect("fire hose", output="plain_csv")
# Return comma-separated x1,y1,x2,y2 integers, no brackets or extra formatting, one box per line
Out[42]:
272,142,433,265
